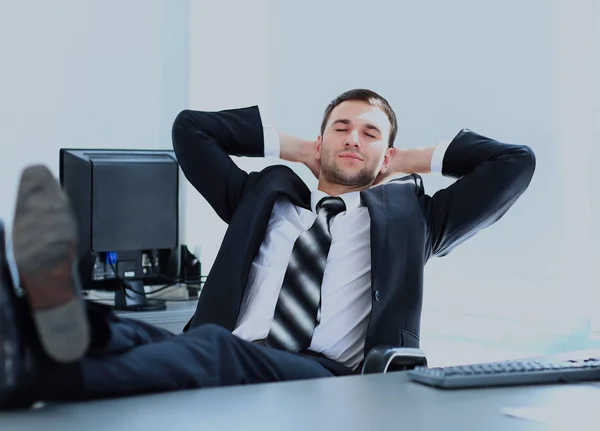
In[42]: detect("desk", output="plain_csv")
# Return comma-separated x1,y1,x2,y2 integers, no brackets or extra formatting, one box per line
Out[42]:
114,300,196,333
2,369,597,430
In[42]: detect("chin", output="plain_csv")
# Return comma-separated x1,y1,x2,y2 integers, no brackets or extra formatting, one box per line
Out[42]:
330,169,376,187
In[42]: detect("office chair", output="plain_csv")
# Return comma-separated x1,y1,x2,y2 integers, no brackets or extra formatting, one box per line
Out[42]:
361,347,428,374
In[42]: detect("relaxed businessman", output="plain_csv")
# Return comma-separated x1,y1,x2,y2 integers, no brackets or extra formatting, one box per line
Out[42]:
0,89,535,407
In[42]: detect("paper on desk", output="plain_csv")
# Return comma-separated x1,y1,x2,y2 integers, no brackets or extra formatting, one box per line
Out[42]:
501,385,600,430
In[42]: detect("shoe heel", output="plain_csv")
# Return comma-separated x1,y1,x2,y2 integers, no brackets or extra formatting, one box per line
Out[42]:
33,299,90,362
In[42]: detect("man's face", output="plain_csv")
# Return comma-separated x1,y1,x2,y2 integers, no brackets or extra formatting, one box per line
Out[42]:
316,100,394,188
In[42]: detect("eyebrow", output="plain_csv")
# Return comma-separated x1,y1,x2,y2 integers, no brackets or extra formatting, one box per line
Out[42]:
331,119,381,134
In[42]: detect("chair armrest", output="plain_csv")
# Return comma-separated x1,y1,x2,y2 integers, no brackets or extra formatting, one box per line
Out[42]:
361,346,428,374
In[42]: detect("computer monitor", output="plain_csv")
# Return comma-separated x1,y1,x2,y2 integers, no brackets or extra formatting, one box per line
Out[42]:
59,148,181,311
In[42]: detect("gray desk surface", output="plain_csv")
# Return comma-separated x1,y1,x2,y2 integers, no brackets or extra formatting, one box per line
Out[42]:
114,299,196,333
2,370,599,430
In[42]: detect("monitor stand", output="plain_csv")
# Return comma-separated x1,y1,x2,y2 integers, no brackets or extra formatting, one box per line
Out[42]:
114,280,167,311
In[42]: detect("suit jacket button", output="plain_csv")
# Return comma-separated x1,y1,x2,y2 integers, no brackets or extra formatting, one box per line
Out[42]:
374,290,381,301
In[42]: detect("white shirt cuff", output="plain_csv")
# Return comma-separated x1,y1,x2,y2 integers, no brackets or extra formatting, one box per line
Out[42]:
430,140,452,175
263,127,280,158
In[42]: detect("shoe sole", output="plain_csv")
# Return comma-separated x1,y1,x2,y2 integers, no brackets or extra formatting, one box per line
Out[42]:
11,165,89,363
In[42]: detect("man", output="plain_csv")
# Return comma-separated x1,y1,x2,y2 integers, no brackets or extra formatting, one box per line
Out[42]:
0,89,535,408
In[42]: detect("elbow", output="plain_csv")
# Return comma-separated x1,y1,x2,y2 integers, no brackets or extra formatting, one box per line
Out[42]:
520,145,536,181
172,109,194,133
521,145,536,173
512,145,536,193
171,109,196,151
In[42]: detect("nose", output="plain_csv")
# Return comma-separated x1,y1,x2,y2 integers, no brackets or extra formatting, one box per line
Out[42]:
345,130,361,148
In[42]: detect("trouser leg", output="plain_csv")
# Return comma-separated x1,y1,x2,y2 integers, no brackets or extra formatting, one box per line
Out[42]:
35,307,334,402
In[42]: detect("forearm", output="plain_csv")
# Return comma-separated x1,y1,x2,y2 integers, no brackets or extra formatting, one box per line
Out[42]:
441,129,535,179
395,146,436,174
172,108,256,223
173,107,264,158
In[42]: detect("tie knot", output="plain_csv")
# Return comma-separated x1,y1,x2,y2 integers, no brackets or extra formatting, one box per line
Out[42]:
316,197,346,216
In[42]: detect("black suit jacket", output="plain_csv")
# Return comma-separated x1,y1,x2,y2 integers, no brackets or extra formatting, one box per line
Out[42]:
171,106,535,371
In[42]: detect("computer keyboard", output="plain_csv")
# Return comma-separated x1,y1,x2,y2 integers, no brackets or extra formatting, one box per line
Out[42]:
407,357,600,389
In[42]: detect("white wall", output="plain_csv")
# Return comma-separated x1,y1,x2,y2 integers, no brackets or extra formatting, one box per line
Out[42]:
186,0,600,363
0,0,189,231
185,0,311,268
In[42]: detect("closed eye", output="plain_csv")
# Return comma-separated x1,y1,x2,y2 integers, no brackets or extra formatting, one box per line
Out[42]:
364,132,376,138
335,129,348,132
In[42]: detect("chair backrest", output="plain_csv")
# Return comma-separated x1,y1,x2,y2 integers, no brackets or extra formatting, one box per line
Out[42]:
362,346,428,374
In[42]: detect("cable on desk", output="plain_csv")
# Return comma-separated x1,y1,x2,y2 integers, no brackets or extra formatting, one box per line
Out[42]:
146,296,200,302
148,251,207,285
145,282,201,295
107,261,142,300
105,258,207,305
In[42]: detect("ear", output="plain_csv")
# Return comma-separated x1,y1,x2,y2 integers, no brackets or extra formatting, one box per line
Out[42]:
379,147,395,174
315,135,323,161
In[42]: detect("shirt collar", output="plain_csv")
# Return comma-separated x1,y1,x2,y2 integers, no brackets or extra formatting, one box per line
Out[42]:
310,189,362,214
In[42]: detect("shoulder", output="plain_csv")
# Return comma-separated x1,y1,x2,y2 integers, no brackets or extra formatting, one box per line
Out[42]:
246,163,309,193
248,163,301,183
381,173,425,198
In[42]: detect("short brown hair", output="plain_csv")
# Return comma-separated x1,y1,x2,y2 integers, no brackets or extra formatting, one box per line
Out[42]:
320,89,397,148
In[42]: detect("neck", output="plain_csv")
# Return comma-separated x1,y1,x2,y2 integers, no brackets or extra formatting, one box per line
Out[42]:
317,179,371,197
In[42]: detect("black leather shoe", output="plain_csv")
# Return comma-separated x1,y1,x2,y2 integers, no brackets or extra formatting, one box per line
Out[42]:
0,219,35,410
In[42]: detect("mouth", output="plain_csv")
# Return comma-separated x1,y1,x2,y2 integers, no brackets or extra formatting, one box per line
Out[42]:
338,152,364,161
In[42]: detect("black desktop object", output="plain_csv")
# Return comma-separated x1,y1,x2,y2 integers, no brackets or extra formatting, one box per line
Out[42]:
59,149,181,311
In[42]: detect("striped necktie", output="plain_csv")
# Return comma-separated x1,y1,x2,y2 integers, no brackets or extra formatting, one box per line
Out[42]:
266,196,346,352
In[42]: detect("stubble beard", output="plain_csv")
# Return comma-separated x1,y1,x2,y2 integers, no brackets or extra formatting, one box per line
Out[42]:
321,153,377,188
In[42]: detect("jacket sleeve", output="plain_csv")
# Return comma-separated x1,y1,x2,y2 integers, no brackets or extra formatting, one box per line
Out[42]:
421,129,536,258
171,105,265,224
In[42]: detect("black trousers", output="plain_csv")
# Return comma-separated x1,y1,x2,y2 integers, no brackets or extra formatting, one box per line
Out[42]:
35,303,352,402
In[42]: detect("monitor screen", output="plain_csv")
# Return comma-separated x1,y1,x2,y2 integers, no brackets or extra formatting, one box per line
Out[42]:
59,148,181,311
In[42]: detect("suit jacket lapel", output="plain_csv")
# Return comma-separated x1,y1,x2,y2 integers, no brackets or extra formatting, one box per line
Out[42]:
269,167,312,210
284,188,311,211
360,187,388,287
361,178,418,303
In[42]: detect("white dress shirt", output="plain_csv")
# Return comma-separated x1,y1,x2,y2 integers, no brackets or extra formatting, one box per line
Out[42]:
232,128,449,369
